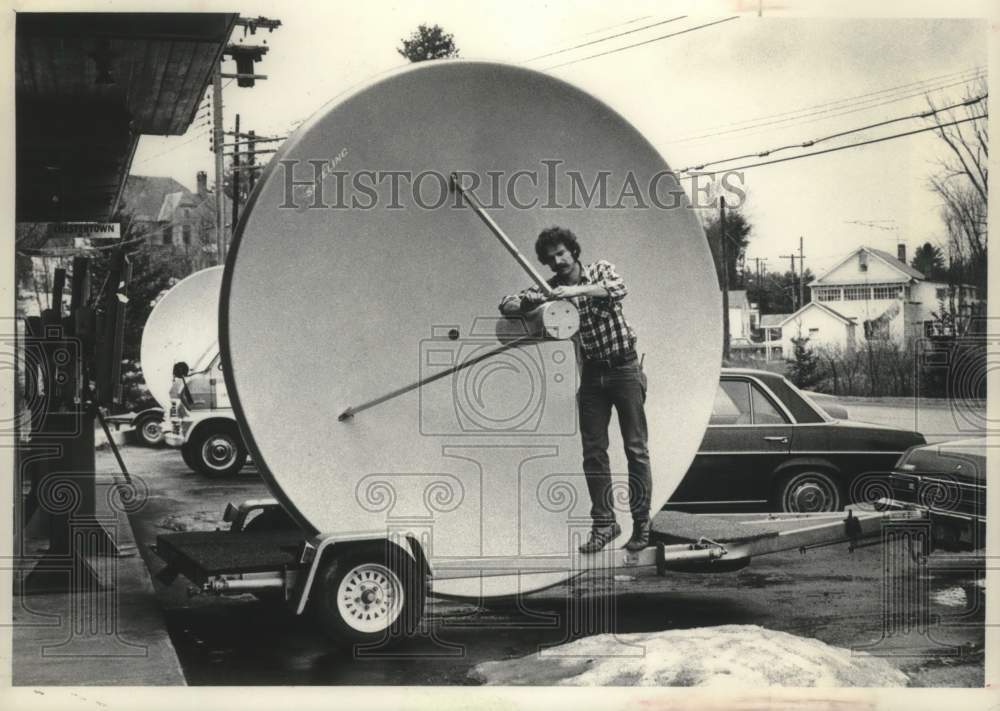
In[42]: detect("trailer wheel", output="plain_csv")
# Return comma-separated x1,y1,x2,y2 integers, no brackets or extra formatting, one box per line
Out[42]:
314,543,425,648
776,469,842,513
190,425,247,477
134,412,164,447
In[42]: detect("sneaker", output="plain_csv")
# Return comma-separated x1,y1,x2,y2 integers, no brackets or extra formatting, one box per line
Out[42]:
624,520,651,552
579,522,622,554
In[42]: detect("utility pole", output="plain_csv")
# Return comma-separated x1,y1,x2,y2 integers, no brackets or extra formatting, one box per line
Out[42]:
780,251,798,310
798,236,806,309
210,14,281,263
232,113,241,235
247,130,257,192
212,69,225,264
720,197,730,361
748,256,767,300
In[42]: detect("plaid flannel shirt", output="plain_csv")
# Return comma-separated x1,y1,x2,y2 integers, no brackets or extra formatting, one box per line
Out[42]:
499,260,636,362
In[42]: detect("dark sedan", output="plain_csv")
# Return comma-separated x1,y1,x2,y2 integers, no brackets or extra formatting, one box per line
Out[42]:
885,438,986,550
665,368,926,513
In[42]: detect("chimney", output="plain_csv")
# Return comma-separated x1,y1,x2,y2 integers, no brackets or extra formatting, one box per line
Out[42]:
196,171,208,197
897,243,906,264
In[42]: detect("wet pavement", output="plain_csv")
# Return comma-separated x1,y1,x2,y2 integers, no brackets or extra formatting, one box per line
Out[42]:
105,429,985,687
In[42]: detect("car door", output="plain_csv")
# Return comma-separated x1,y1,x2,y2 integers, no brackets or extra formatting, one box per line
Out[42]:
667,377,793,511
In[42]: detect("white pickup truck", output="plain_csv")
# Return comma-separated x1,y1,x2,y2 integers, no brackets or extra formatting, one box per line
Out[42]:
163,350,248,477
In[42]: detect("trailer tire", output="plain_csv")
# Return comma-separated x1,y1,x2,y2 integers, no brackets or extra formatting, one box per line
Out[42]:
190,425,247,477
775,468,842,513
314,542,425,649
133,412,164,447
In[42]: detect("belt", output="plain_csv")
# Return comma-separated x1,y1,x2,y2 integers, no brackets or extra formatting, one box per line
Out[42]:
583,350,637,369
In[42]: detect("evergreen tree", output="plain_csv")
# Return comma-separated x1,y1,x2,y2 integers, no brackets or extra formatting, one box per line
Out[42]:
788,336,821,389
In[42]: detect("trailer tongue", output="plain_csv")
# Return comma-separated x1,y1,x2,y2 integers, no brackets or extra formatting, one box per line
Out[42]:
152,502,925,626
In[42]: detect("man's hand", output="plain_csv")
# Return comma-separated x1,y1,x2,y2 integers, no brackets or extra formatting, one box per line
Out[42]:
551,285,581,299
500,291,547,315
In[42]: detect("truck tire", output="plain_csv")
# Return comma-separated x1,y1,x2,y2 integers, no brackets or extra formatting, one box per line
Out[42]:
180,441,198,471
190,424,247,477
775,469,842,513
134,412,165,447
314,542,425,649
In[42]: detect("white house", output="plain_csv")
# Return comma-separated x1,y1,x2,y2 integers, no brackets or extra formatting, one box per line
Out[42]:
776,302,857,358
808,245,981,344
727,289,760,342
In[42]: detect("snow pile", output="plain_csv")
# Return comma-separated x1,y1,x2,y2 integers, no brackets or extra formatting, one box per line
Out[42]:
159,510,226,532
469,625,908,687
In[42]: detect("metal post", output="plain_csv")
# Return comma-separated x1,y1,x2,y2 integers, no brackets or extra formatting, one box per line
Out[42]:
212,67,226,264
232,113,240,235
720,197,730,361
799,236,805,309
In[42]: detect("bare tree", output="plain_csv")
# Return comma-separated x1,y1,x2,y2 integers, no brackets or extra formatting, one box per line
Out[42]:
926,77,988,292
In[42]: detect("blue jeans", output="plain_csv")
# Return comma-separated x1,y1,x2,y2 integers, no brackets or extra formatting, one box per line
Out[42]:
578,359,651,527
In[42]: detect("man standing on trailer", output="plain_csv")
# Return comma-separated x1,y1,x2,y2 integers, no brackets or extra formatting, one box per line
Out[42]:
499,227,652,554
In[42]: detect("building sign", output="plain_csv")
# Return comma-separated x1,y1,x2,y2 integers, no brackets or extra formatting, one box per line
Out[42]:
48,222,121,239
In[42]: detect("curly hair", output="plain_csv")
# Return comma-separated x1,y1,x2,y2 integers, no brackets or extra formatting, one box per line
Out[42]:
535,227,581,265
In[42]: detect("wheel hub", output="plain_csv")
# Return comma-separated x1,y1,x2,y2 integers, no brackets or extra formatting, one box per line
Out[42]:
337,563,404,633
791,481,829,512
203,436,236,468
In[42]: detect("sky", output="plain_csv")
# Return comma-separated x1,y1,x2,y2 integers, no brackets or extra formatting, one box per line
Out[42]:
126,0,991,279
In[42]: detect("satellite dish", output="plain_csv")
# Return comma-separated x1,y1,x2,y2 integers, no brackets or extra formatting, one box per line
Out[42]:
140,266,223,410
222,61,721,597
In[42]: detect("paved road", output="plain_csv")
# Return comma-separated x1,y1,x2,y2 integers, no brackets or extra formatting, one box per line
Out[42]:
108,398,986,687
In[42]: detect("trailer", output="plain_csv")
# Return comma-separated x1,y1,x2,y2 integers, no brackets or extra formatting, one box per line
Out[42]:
147,61,932,651
152,499,927,647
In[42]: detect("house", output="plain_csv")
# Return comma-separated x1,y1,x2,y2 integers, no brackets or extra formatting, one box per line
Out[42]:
775,301,858,358
120,171,230,268
760,313,790,361
808,245,982,345
727,289,760,342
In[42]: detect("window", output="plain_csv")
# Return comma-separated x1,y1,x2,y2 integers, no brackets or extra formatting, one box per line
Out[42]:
936,287,948,300
182,224,192,245
709,379,789,426
815,288,841,302
162,225,173,245
768,327,781,341
710,380,750,425
873,285,902,300
808,327,819,334
844,286,869,301
751,384,787,424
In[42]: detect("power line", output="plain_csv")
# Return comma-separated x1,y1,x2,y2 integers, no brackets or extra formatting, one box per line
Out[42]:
542,16,740,71
684,113,986,175
525,16,687,62
678,93,987,173
669,66,982,143
132,128,211,166
669,68,984,145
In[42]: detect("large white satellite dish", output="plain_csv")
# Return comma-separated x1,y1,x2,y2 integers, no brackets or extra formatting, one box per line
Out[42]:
140,266,223,410
222,61,721,597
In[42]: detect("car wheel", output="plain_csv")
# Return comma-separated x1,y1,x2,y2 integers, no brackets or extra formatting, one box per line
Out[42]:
313,543,425,649
134,413,164,447
180,442,198,471
776,469,842,513
190,426,247,477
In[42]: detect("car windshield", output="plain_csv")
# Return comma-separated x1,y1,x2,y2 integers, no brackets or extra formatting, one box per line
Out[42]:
785,381,834,423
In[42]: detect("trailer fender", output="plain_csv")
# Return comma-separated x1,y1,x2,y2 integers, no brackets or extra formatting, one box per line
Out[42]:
294,534,425,616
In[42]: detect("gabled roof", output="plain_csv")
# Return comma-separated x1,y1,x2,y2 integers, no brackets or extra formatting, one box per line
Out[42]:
868,248,925,280
120,175,189,222
760,313,790,328
728,289,750,309
157,191,199,221
810,246,925,285
779,300,856,327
